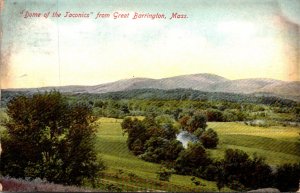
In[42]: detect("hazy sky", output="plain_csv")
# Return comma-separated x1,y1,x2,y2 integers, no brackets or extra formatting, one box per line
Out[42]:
1,0,300,88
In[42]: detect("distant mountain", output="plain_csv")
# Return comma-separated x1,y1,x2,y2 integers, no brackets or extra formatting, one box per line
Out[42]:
209,78,282,93
85,73,228,92
3,73,300,100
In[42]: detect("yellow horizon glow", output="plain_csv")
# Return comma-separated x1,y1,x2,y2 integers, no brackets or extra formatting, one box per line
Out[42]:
1,4,299,89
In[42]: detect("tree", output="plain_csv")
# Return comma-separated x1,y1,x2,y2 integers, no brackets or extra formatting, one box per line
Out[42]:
187,113,207,133
140,137,168,163
178,115,190,128
218,149,274,191
201,164,219,181
0,91,105,185
274,162,300,192
221,149,250,188
121,117,147,151
175,142,211,175
199,128,219,148
163,139,184,161
205,108,224,122
245,154,273,189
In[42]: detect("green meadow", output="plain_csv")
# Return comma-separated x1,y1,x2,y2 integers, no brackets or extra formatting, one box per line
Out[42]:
94,117,300,191
94,117,228,192
207,122,300,166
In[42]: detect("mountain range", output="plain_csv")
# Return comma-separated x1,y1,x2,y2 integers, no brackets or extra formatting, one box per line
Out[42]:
3,73,300,100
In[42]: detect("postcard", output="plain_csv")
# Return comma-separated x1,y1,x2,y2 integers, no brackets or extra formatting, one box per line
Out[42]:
0,0,299,192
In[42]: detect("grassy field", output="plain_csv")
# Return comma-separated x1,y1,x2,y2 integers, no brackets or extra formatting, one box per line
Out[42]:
207,122,300,166
1,113,299,191
0,108,8,131
94,118,300,191
94,117,230,192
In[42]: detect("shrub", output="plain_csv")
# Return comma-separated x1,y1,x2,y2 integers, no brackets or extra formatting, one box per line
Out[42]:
199,128,219,148
0,177,93,192
216,149,274,191
156,166,173,182
175,142,211,175
200,164,218,181
274,162,300,192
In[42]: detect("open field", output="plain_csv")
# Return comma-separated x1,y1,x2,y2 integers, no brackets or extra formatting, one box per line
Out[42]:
207,122,300,166
94,117,300,191
0,108,8,131
94,117,231,192
1,113,299,191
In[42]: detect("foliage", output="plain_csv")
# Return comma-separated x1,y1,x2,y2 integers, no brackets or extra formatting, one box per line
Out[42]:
179,113,219,149
0,177,94,192
205,108,224,122
200,164,219,181
140,137,169,163
215,149,274,191
140,137,184,163
274,162,300,192
199,128,219,148
121,117,147,152
191,176,201,186
156,166,173,182
175,142,212,175
121,115,181,162
0,91,105,185
186,112,207,133
94,117,300,192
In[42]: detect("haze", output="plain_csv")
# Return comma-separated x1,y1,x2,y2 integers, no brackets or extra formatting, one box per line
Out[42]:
1,0,300,89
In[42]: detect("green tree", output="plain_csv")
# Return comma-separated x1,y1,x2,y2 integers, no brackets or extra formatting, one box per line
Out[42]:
140,137,167,163
187,113,207,133
205,108,224,122
175,142,211,175
217,149,273,191
199,128,219,148
275,162,300,192
0,91,105,185
121,117,147,151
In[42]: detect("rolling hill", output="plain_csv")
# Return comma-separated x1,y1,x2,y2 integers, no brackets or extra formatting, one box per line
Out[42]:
3,73,300,100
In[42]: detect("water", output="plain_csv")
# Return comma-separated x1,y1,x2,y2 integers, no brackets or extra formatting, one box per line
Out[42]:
176,131,199,148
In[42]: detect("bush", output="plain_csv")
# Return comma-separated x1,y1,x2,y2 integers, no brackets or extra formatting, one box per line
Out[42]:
0,177,93,192
175,142,211,175
0,91,105,185
140,137,168,163
205,108,224,122
199,128,219,148
131,139,144,155
200,164,218,181
186,113,207,133
227,180,247,192
156,166,173,181
216,149,274,191
274,162,300,192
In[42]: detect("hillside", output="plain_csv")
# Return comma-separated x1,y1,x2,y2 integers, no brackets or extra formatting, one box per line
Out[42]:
2,73,300,100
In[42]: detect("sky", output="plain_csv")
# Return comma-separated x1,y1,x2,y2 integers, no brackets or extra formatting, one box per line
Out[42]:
1,0,300,89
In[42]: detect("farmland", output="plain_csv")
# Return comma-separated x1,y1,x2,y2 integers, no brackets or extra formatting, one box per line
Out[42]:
207,122,300,166
93,117,300,191
1,90,299,192
94,117,228,192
